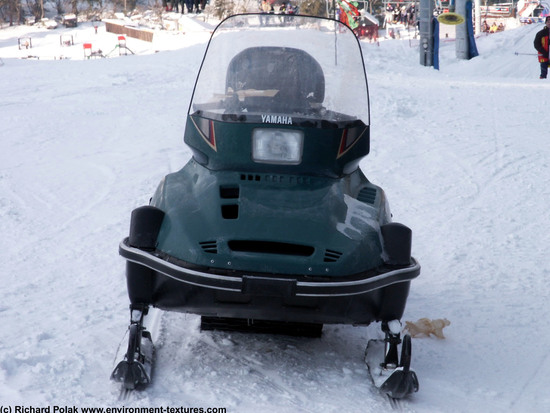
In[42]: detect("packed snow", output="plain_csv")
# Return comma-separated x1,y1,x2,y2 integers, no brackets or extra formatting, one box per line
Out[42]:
1,13,550,412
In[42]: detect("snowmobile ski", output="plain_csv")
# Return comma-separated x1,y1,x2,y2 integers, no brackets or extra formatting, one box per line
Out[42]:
111,306,154,390
365,322,419,399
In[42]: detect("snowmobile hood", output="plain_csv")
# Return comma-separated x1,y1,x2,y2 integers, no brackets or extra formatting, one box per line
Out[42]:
152,165,389,276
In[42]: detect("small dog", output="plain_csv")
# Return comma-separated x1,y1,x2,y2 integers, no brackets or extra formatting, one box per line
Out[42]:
404,318,450,339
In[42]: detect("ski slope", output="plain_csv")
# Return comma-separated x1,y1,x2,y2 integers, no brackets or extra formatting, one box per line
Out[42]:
1,17,550,412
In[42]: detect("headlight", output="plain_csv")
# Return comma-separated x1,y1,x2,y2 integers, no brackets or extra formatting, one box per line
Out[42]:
252,129,304,165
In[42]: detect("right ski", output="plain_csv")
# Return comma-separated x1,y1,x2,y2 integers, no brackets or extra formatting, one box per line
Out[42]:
365,322,419,400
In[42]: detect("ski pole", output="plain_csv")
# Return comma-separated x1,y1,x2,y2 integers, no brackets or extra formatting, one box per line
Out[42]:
514,52,537,56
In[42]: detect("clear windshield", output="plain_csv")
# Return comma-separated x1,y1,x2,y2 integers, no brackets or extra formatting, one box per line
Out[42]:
189,14,370,126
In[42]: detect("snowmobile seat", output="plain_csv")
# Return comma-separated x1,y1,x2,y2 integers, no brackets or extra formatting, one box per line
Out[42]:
225,46,325,113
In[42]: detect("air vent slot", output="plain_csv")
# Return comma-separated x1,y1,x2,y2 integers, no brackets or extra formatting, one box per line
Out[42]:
228,240,314,257
265,175,312,185
357,187,377,204
200,241,218,254
220,185,240,199
237,173,312,185
240,174,261,181
221,204,239,219
324,249,343,262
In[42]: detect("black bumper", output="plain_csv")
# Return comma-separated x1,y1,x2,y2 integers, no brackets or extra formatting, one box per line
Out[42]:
119,237,420,324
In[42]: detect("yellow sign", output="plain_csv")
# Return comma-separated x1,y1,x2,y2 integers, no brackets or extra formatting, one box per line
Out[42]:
437,12,466,25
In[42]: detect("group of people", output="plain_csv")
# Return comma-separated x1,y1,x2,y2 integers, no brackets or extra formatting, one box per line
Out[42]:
164,0,206,14
481,21,505,33
384,3,416,29
260,0,296,15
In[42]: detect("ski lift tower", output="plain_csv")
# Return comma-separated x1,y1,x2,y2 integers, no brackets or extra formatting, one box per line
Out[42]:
419,0,435,66
455,0,468,59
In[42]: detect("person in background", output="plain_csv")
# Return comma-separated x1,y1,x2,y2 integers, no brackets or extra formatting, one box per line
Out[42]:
185,0,193,13
534,16,550,79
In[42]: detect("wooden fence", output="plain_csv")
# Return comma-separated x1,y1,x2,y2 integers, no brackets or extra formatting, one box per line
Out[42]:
105,20,154,42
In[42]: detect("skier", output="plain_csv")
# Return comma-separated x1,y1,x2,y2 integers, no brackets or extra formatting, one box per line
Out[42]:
534,16,550,79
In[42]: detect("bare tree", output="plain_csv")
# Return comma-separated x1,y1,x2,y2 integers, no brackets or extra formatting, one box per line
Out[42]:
25,0,44,21
0,0,23,25
69,0,78,14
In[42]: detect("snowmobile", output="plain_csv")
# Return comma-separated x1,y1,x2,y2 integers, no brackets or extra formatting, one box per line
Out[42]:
111,13,420,399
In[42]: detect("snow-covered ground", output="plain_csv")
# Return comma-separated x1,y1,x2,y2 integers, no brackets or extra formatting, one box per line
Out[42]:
1,15,550,412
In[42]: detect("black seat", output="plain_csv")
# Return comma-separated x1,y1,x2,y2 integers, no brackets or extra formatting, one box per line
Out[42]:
225,47,325,113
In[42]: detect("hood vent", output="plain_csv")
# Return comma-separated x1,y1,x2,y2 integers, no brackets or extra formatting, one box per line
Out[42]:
228,240,314,257
239,173,313,185
357,187,377,204
324,249,343,263
200,241,218,254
